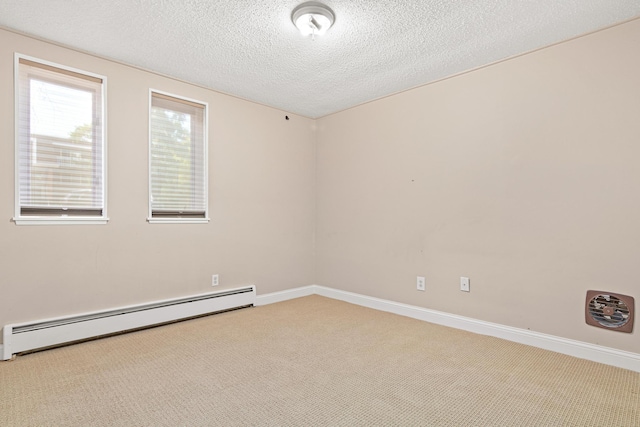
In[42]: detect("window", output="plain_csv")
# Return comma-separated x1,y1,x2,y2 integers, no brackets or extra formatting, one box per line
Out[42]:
149,91,208,223
15,55,106,225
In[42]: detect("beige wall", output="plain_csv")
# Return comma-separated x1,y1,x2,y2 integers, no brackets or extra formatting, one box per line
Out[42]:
2,19,640,355
316,19,640,353
0,29,316,329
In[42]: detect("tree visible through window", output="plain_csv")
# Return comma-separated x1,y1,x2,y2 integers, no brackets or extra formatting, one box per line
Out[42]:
149,91,207,222
15,56,106,224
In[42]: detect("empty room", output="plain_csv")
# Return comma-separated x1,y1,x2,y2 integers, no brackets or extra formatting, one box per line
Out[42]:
1,1,639,425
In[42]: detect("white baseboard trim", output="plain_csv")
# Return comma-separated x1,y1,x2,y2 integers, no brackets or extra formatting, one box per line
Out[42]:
255,285,316,306
256,284,640,372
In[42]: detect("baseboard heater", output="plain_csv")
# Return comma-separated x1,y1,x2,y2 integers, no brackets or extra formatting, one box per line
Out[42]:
2,285,255,361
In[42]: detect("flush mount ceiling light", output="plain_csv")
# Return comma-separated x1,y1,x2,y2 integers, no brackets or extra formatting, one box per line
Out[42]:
292,2,335,39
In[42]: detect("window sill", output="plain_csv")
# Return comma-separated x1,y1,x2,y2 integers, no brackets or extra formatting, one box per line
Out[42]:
12,216,109,226
147,217,210,224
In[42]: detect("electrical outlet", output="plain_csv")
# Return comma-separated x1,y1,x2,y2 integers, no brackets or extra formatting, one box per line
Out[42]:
417,276,425,291
460,276,470,292
212,274,219,286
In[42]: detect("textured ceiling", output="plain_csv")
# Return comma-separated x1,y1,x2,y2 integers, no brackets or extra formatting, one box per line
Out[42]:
1,1,639,118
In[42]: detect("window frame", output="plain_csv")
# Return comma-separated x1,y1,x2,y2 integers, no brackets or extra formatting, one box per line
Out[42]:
13,53,108,225
147,89,209,224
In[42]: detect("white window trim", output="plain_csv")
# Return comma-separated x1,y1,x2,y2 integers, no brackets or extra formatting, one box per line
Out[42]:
147,89,209,224
13,53,108,226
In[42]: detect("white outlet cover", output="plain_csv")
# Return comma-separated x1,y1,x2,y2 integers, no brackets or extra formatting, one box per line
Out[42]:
212,274,219,286
460,277,470,292
417,276,426,291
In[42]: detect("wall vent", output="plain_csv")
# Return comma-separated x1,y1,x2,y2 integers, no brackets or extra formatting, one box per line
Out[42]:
585,290,634,333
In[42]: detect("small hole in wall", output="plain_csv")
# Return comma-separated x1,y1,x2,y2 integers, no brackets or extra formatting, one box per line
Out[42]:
285,115,290,120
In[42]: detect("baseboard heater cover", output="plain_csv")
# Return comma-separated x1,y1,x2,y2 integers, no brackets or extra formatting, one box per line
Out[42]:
2,286,255,360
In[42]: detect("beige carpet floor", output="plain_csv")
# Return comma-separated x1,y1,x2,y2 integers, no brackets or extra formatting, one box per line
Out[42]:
1,295,638,426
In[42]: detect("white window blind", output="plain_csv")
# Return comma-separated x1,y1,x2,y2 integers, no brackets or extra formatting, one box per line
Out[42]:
149,91,208,222
15,56,106,223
